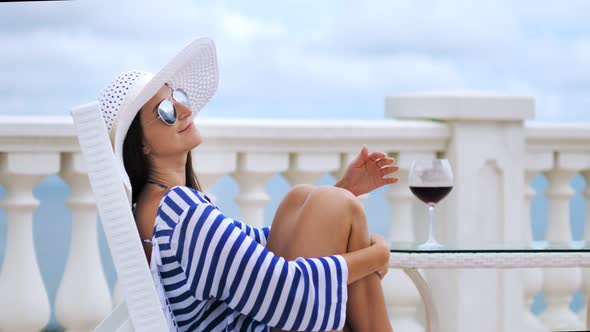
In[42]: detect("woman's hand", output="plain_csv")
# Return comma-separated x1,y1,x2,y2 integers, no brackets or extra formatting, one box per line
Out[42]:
336,145,399,197
370,234,390,280
341,233,391,284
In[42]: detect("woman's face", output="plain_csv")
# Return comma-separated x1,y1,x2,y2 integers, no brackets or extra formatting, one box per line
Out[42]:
139,85,202,158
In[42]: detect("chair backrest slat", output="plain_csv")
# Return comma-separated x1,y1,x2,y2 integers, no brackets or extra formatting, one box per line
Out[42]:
71,102,168,332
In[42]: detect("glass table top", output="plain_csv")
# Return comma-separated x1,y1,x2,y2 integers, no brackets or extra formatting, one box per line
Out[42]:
390,241,590,253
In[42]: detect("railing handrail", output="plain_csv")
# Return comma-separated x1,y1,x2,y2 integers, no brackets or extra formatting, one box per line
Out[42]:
526,122,590,152
0,116,451,153
3,116,590,155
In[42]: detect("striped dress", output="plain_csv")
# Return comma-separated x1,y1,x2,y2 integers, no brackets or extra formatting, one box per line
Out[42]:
149,186,349,332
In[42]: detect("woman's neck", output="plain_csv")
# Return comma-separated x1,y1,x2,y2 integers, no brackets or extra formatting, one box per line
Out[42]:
146,179,169,189
147,155,187,189
146,173,185,189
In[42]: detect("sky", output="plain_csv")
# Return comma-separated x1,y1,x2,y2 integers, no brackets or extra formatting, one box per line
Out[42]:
2,2,590,326
1,0,590,121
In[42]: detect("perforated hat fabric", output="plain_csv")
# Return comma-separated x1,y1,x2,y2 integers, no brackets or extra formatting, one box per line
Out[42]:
98,71,153,133
95,38,219,198
98,71,154,145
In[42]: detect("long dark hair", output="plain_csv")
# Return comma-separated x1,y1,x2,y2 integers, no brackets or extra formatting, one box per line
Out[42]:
123,112,202,205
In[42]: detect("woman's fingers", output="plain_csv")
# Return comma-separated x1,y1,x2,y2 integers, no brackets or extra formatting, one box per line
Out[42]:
370,233,390,279
375,159,395,170
368,151,387,161
381,164,399,172
380,165,399,176
377,158,395,167
383,177,399,185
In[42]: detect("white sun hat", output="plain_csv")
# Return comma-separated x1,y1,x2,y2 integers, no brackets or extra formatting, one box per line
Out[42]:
97,38,218,199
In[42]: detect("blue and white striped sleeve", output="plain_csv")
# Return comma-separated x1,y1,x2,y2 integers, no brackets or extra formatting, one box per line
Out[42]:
170,188,349,331
231,219,270,245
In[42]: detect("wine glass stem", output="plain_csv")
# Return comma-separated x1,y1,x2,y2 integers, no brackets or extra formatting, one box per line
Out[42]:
427,204,437,244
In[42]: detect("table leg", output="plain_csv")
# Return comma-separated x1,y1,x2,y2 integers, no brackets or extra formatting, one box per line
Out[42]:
403,268,439,332
587,297,589,330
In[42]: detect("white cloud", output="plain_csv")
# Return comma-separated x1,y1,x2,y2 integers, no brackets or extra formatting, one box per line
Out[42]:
318,0,522,57
512,0,590,28
0,0,589,121
221,11,284,42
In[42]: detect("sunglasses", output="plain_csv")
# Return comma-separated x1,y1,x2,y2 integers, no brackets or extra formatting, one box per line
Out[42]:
154,88,191,125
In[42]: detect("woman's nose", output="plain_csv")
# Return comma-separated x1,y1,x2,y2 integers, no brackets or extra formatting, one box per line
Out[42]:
174,100,193,120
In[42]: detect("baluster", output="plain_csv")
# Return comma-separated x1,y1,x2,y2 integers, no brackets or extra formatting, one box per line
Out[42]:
192,151,237,202
540,167,583,329
233,152,288,228
0,152,58,331
580,170,590,323
383,151,433,332
55,153,112,331
523,170,548,332
283,152,339,186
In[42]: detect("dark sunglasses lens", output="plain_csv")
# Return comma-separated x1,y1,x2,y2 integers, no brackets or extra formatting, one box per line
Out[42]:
173,88,190,107
158,100,176,125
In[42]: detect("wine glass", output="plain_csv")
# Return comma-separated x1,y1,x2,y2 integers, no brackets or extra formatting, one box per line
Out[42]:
409,159,454,249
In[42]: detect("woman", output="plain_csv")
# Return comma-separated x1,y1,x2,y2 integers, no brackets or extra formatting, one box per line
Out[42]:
99,38,398,332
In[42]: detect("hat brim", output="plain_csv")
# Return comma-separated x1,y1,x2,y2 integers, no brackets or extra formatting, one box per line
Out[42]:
113,38,219,194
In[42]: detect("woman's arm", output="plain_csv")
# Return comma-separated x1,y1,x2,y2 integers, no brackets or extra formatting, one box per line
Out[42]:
170,203,348,331
233,217,389,284
232,219,271,245
200,192,272,245
163,186,348,330
342,235,390,284
163,186,387,331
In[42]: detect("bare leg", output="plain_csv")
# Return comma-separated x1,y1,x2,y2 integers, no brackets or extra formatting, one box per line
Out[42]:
266,185,393,332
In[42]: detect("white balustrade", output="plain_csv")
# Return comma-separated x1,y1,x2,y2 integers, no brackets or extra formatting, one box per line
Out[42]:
233,152,289,228
0,152,58,332
384,151,435,331
283,152,340,186
387,94,533,332
192,151,237,202
329,153,348,185
55,152,112,332
540,154,584,329
1,112,590,331
526,124,590,329
523,168,550,332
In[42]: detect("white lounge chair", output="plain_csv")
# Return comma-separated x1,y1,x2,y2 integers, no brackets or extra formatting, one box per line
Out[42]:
71,102,169,332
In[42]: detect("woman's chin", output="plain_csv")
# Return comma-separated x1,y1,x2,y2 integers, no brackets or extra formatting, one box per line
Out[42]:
188,135,202,150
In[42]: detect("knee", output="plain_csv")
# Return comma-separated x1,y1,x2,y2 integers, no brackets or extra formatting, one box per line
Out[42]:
290,184,316,196
284,184,316,204
309,186,366,220
275,184,316,216
310,187,370,249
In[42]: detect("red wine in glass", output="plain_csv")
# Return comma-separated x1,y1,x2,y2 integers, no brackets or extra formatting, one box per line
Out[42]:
408,159,454,249
409,186,452,205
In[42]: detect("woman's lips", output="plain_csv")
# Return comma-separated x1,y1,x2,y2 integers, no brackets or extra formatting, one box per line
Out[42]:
180,122,193,133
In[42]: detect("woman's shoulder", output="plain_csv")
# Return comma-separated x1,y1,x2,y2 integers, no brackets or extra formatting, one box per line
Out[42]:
163,185,215,208
159,186,219,227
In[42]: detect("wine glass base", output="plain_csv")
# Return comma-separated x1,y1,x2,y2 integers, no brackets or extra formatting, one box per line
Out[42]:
417,242,446,250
